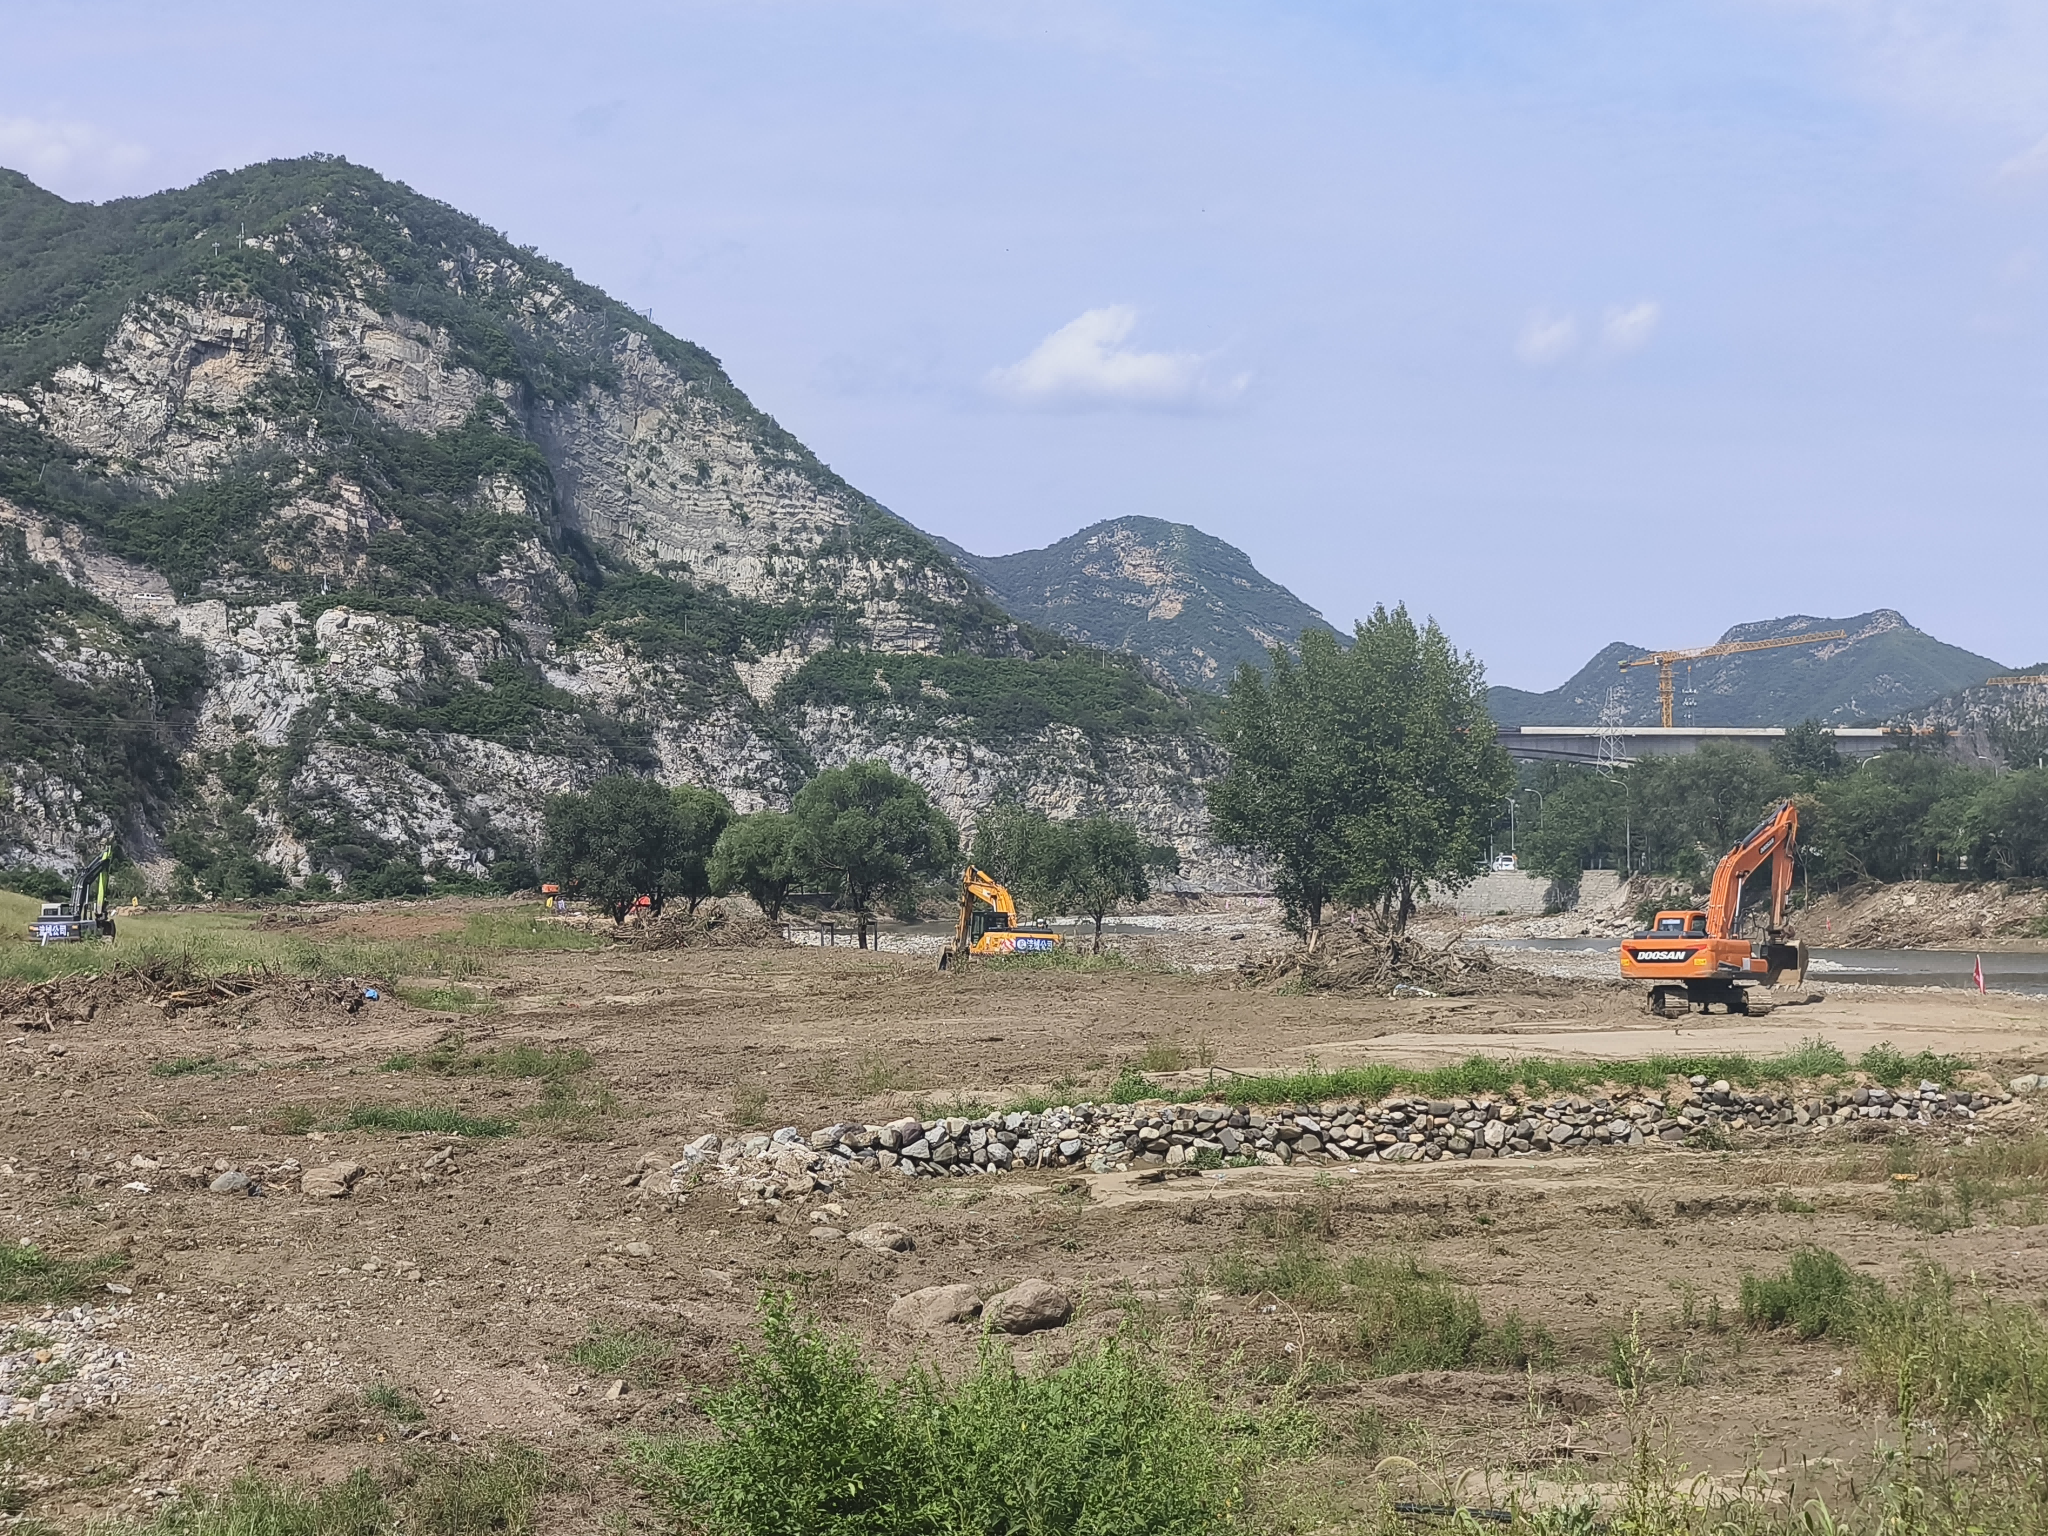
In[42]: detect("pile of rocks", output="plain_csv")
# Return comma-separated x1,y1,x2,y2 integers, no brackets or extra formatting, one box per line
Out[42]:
1,1304,131,1424
670,1075,2000,1185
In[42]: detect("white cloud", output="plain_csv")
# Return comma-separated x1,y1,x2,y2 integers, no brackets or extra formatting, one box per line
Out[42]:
1601,300,1662,353
986,305,1244,409
1515,310,1579,366
0,116,149,189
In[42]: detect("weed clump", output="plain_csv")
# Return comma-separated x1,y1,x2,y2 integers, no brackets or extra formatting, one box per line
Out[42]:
1212,1242,1549,1374
1739,1246,1880,1339
628,1295,1309,1536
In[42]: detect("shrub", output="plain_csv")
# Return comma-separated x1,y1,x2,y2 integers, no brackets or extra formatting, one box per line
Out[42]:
627,1295,1304,1536
1739,1246,1880,1339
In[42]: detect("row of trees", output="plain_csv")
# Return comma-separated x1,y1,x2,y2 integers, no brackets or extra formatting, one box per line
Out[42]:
542,761,1176,947
542,761,957,946
967,805,1180,952
1514,728,2048,888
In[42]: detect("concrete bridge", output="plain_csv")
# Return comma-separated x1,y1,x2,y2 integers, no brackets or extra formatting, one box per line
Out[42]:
1494,725,1897,767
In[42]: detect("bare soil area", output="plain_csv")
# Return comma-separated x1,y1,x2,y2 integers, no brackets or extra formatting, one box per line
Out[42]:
7,903,2048,1529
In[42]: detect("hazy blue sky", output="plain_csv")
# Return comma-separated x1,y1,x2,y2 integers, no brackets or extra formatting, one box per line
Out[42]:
6,1,2046,686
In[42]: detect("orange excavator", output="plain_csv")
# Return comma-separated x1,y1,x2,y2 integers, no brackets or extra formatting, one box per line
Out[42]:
937,866,1063,970
1620,801,1808,1017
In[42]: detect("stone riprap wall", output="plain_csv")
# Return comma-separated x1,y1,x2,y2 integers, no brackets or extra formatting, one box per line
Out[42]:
664,1075,2000,1196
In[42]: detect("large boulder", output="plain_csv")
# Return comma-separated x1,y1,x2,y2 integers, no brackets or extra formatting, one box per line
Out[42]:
984,1278,1072,1334
848,1222,915,1253
888,1284,982,1331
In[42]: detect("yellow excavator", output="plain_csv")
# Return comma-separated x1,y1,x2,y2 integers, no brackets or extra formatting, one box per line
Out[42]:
937,866,1063,970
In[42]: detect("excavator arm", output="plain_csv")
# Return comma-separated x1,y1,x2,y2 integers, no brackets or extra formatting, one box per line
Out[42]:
1704,801,1798,941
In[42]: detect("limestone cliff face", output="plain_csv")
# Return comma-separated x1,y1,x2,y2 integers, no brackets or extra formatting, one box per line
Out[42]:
0,160,1245,892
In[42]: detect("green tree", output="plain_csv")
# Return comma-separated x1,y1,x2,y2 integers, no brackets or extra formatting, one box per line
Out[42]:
791,761,958,948
1209,608,1510,936
667,785,735,913
966,802,1057,898
1206,630,1357,938
1954,769,2048,879
1331,606,1513,931
1035,817,1180,953
542,776,689,922
708,811,805,919
1772,719,1848,784
1517,773,1627,893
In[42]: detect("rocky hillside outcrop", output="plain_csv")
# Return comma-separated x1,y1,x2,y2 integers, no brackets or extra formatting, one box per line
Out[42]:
0,159,1245,891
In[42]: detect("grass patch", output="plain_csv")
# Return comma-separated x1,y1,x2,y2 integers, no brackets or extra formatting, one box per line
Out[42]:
975,946,1135,975
114,1443,548,1535
391,983,496,1014
1858,1261,2048,1426
262,1104,320,1136
525,1077,621,1138
382,1032,590,1081
364,1382,427,1424
1213,1242,1550,1374
148,1054,235,1078
1214,1037,1871,1107
0,899,594,988
458,910,601,951
568,1323,673,1387
0,1242,122,1305
342,1105,517,1138
625,1295,1312,1536
731,1082,769,1128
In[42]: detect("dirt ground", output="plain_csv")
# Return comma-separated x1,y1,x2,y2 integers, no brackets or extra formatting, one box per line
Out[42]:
8,901,2048,1529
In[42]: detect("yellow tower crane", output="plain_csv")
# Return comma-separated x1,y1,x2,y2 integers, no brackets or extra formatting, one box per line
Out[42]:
1621,631,1849,729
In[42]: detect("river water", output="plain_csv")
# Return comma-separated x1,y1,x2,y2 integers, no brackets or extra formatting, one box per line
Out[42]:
1473,937,2048,997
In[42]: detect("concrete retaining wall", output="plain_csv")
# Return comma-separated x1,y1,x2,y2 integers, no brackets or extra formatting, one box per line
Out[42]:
1431,869,1622,917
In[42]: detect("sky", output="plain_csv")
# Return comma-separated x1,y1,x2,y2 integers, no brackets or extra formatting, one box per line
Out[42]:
5,0,2047,688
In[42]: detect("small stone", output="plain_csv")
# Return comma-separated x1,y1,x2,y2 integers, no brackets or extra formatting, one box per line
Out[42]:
615,1241,654,1259
849,1222,915,1253
2010,1075,2040,1094
300,1162,363,1199
984,1278,1072,1334
889,1283,982,1330
208,1171,252,1195
605,1379,627,1400
809,1227,845,1242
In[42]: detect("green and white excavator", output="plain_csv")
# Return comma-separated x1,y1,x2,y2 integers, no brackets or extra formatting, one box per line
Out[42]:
28,843,119,944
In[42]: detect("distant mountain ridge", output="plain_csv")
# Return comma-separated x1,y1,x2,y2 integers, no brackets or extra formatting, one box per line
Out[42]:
940,516,1339,691
1488,611,2007,728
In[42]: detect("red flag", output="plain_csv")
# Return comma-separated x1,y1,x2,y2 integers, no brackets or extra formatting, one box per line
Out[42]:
1975,955,1986,994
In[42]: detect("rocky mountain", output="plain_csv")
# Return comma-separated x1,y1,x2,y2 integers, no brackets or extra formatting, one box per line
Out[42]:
938,517,1339,692
0,158,1250,892
1488,610,2006,728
